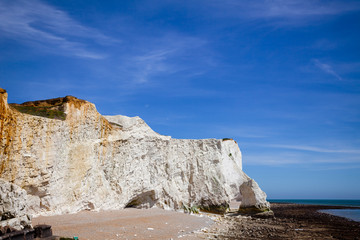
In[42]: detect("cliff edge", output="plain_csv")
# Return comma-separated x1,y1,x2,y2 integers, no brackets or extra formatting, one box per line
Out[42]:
0,88,269,224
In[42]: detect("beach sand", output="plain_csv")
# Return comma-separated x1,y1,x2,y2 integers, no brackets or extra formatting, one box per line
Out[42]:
33,207,214,240
33,202,360,240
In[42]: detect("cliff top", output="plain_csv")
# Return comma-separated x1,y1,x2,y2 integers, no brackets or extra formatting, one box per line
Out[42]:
10,95,87,108
4,90,88,120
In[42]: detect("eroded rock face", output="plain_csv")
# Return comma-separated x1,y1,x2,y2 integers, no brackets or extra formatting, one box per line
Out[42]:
0,179,32,233
0,88,269,218
239,179,270,212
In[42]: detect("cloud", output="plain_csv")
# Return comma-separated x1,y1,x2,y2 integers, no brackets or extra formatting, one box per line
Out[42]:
313,59,343,80
131,49,176,83
311,164,360,171
0,0,113,59
214,125,272,139
246,0,359,18
311,39,338,51
244,150,360,166
242,142,360,166
260,144,360,154
244,155,303,166
118,35,208,84
207,0,360,26
337,62,360,74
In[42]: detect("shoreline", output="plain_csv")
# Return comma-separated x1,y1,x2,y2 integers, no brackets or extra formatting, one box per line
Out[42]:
194,202,360,239
32,203,360,239
268,199,360,207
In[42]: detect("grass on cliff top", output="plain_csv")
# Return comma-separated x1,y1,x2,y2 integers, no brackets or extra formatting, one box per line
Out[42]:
10,105,66,120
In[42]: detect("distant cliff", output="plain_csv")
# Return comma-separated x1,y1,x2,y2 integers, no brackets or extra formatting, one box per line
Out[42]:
0,88,269,222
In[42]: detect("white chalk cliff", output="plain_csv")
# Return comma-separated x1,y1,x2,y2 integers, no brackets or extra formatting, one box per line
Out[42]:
0,88,269,223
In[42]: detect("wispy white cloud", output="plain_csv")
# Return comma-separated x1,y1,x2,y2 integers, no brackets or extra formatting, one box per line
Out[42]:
207,0,360,26
312,157,360,164
311,39,338,51
131,49,176,83
259,143,360,154
337,62,360,74
241,141,360,166
216,126,271,139
313,59,343,80
244,154,303,166
0,0,114,59
244,151,360,166
311,164,360,171
118,35,208,84
245,0,359,18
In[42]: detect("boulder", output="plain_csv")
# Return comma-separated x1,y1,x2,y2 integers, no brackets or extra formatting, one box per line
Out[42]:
0,179,32,233
238,179,270,213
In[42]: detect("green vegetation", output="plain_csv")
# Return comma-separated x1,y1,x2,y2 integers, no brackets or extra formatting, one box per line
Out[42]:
183,204,200,214
183,201,230,215
238,206,271,214
200,202,229,214
222,138,232,141
10,105,66,120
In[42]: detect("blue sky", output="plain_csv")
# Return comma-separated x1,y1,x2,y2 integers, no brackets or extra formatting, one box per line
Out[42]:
1,0,360,199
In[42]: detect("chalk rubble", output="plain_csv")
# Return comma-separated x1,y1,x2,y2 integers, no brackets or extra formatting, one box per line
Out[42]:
0,179,32,232
239,179,271,212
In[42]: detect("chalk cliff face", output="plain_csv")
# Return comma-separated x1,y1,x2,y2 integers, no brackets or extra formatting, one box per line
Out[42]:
0,88,269,218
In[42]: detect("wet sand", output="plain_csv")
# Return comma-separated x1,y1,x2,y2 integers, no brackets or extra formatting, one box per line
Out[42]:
33,203,360,240
199,203,360,239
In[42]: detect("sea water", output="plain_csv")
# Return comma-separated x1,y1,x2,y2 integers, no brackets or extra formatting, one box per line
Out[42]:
318,209,360,222
268,199,360,222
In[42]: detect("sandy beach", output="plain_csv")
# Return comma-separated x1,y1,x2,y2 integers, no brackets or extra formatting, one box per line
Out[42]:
33,207,215,240
33,203,360,240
